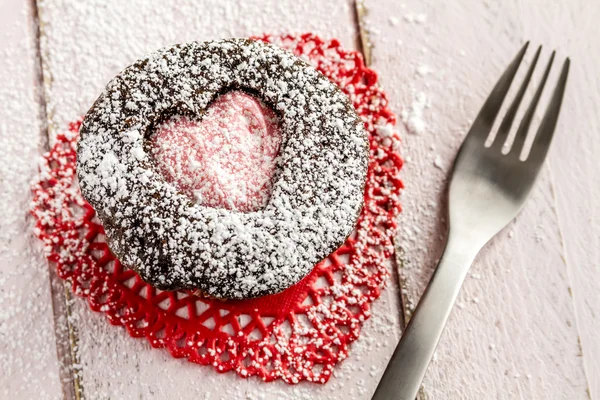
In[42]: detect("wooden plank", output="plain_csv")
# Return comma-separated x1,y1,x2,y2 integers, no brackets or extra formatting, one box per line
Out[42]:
543,5,600,398
0,1,63,399
354,4,427,398
36,0,403,398
359,0,593,398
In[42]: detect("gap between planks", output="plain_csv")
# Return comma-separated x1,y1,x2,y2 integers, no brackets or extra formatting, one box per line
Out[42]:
352,0,409,333
31,0,85,399
353,1,427,399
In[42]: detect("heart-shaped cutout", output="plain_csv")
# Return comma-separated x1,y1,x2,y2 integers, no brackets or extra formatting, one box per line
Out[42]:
149,91,282,212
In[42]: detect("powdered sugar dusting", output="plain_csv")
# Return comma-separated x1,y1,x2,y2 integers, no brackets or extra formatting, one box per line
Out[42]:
149,91,282,212
77,39,369,299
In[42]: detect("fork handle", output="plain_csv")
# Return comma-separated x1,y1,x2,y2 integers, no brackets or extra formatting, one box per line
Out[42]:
372,231,480,400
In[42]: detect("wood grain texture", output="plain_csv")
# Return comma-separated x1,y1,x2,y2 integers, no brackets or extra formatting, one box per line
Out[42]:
0,1,63,399
35,1,402,398
544,5,600,398
360,0,596,398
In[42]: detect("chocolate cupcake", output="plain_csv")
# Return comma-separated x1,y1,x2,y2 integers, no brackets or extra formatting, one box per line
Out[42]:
77,39,368,299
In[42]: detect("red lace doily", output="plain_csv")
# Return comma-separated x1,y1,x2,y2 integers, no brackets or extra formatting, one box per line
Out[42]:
30,33,403,384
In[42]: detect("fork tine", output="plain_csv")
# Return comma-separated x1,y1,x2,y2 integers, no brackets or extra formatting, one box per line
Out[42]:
490,46,541,151
526,58,570,163
464,42,529,146
509,51,555,160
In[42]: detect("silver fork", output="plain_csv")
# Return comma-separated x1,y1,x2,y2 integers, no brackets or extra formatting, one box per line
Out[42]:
372,43,570,400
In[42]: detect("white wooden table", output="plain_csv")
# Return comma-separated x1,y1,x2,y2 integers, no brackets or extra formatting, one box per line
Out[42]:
1,0,598,399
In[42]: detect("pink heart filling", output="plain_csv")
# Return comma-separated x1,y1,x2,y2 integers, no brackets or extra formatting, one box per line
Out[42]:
148,91,282,212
